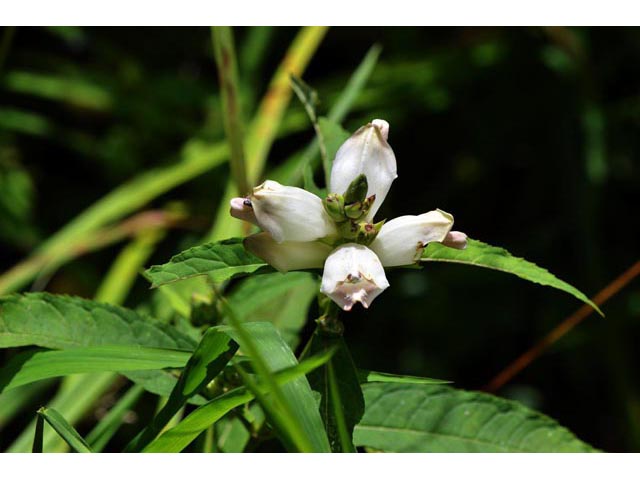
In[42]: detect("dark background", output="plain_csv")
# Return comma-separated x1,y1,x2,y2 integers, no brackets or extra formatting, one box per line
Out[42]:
0,27,638,451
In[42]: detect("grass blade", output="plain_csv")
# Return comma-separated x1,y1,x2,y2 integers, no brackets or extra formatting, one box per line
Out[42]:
37,407,92,453
125,328,238,452
0,346,192,393
143,348,334,453
207,26,329,241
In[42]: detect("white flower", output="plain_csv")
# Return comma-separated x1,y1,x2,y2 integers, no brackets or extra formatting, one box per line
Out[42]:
329,119,397,221
320,243,389,311
230,119,467,311
248,180,337,243
369,210,454,267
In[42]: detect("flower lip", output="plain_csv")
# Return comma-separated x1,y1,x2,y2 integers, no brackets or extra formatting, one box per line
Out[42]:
320,243,390,311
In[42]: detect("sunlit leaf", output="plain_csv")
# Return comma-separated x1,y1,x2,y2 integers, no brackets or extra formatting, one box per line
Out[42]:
422,239,602,315
144,238,272,288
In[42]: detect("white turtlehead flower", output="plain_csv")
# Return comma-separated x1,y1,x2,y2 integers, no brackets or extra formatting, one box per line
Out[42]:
369,210,454,267
329,119,397,221
243,233,333,273
249,180,337,243
320,244,389,311
230,119,467,311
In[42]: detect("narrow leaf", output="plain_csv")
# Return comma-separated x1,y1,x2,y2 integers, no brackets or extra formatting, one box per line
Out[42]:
357,370,451,385
0,346,192,394
144,238,272,288
354,383,597,452
215,318,330,452
126,328,238,452
144,348,334,453
422,239,603,315
302,329,363,453
37,407,92,453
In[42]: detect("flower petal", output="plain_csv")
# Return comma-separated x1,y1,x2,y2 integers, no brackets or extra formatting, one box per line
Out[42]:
229,197,258,225
244,232,333,273
329,119,397,221
250,180,337,243
320,243,390,311
369,209,454,267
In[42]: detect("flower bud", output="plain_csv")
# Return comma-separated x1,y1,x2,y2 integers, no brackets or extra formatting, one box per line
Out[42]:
250,180,337,243
323,193,346,222
320,243,389,311
329,120,397,221
370,209,454,267
343,174,368,205
343,194,376,221
355,220,384,246
230,197,258,225
442,231,468,250
244,232,333,273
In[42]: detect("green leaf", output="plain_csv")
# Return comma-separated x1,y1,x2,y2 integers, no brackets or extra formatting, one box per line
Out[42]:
354,383,597,452
36,407,92,453
422,239,603,316
7,373,114,453
228,272,318,349
0,346,192,393
143,348,335,453
144,238,272,288
0,292,197,350
215,320,331,452
301,329,363,453
126,328,238,452
357,370,451,385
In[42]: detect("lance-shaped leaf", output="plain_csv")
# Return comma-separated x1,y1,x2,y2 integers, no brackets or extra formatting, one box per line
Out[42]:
0,346,192,393
422,239,603,315
144,238,272,288
36,407,92,453
354,383,597,453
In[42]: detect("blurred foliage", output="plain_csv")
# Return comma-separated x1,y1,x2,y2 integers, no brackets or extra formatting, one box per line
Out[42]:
0,26,639,452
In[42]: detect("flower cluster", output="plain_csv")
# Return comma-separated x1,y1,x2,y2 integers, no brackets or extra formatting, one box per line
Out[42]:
230,119,467,311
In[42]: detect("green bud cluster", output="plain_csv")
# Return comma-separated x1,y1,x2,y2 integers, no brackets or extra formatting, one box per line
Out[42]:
322,174,384,246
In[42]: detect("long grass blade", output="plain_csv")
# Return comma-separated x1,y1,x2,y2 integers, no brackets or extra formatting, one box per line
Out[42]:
37,407,92,453
207,26,329,241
